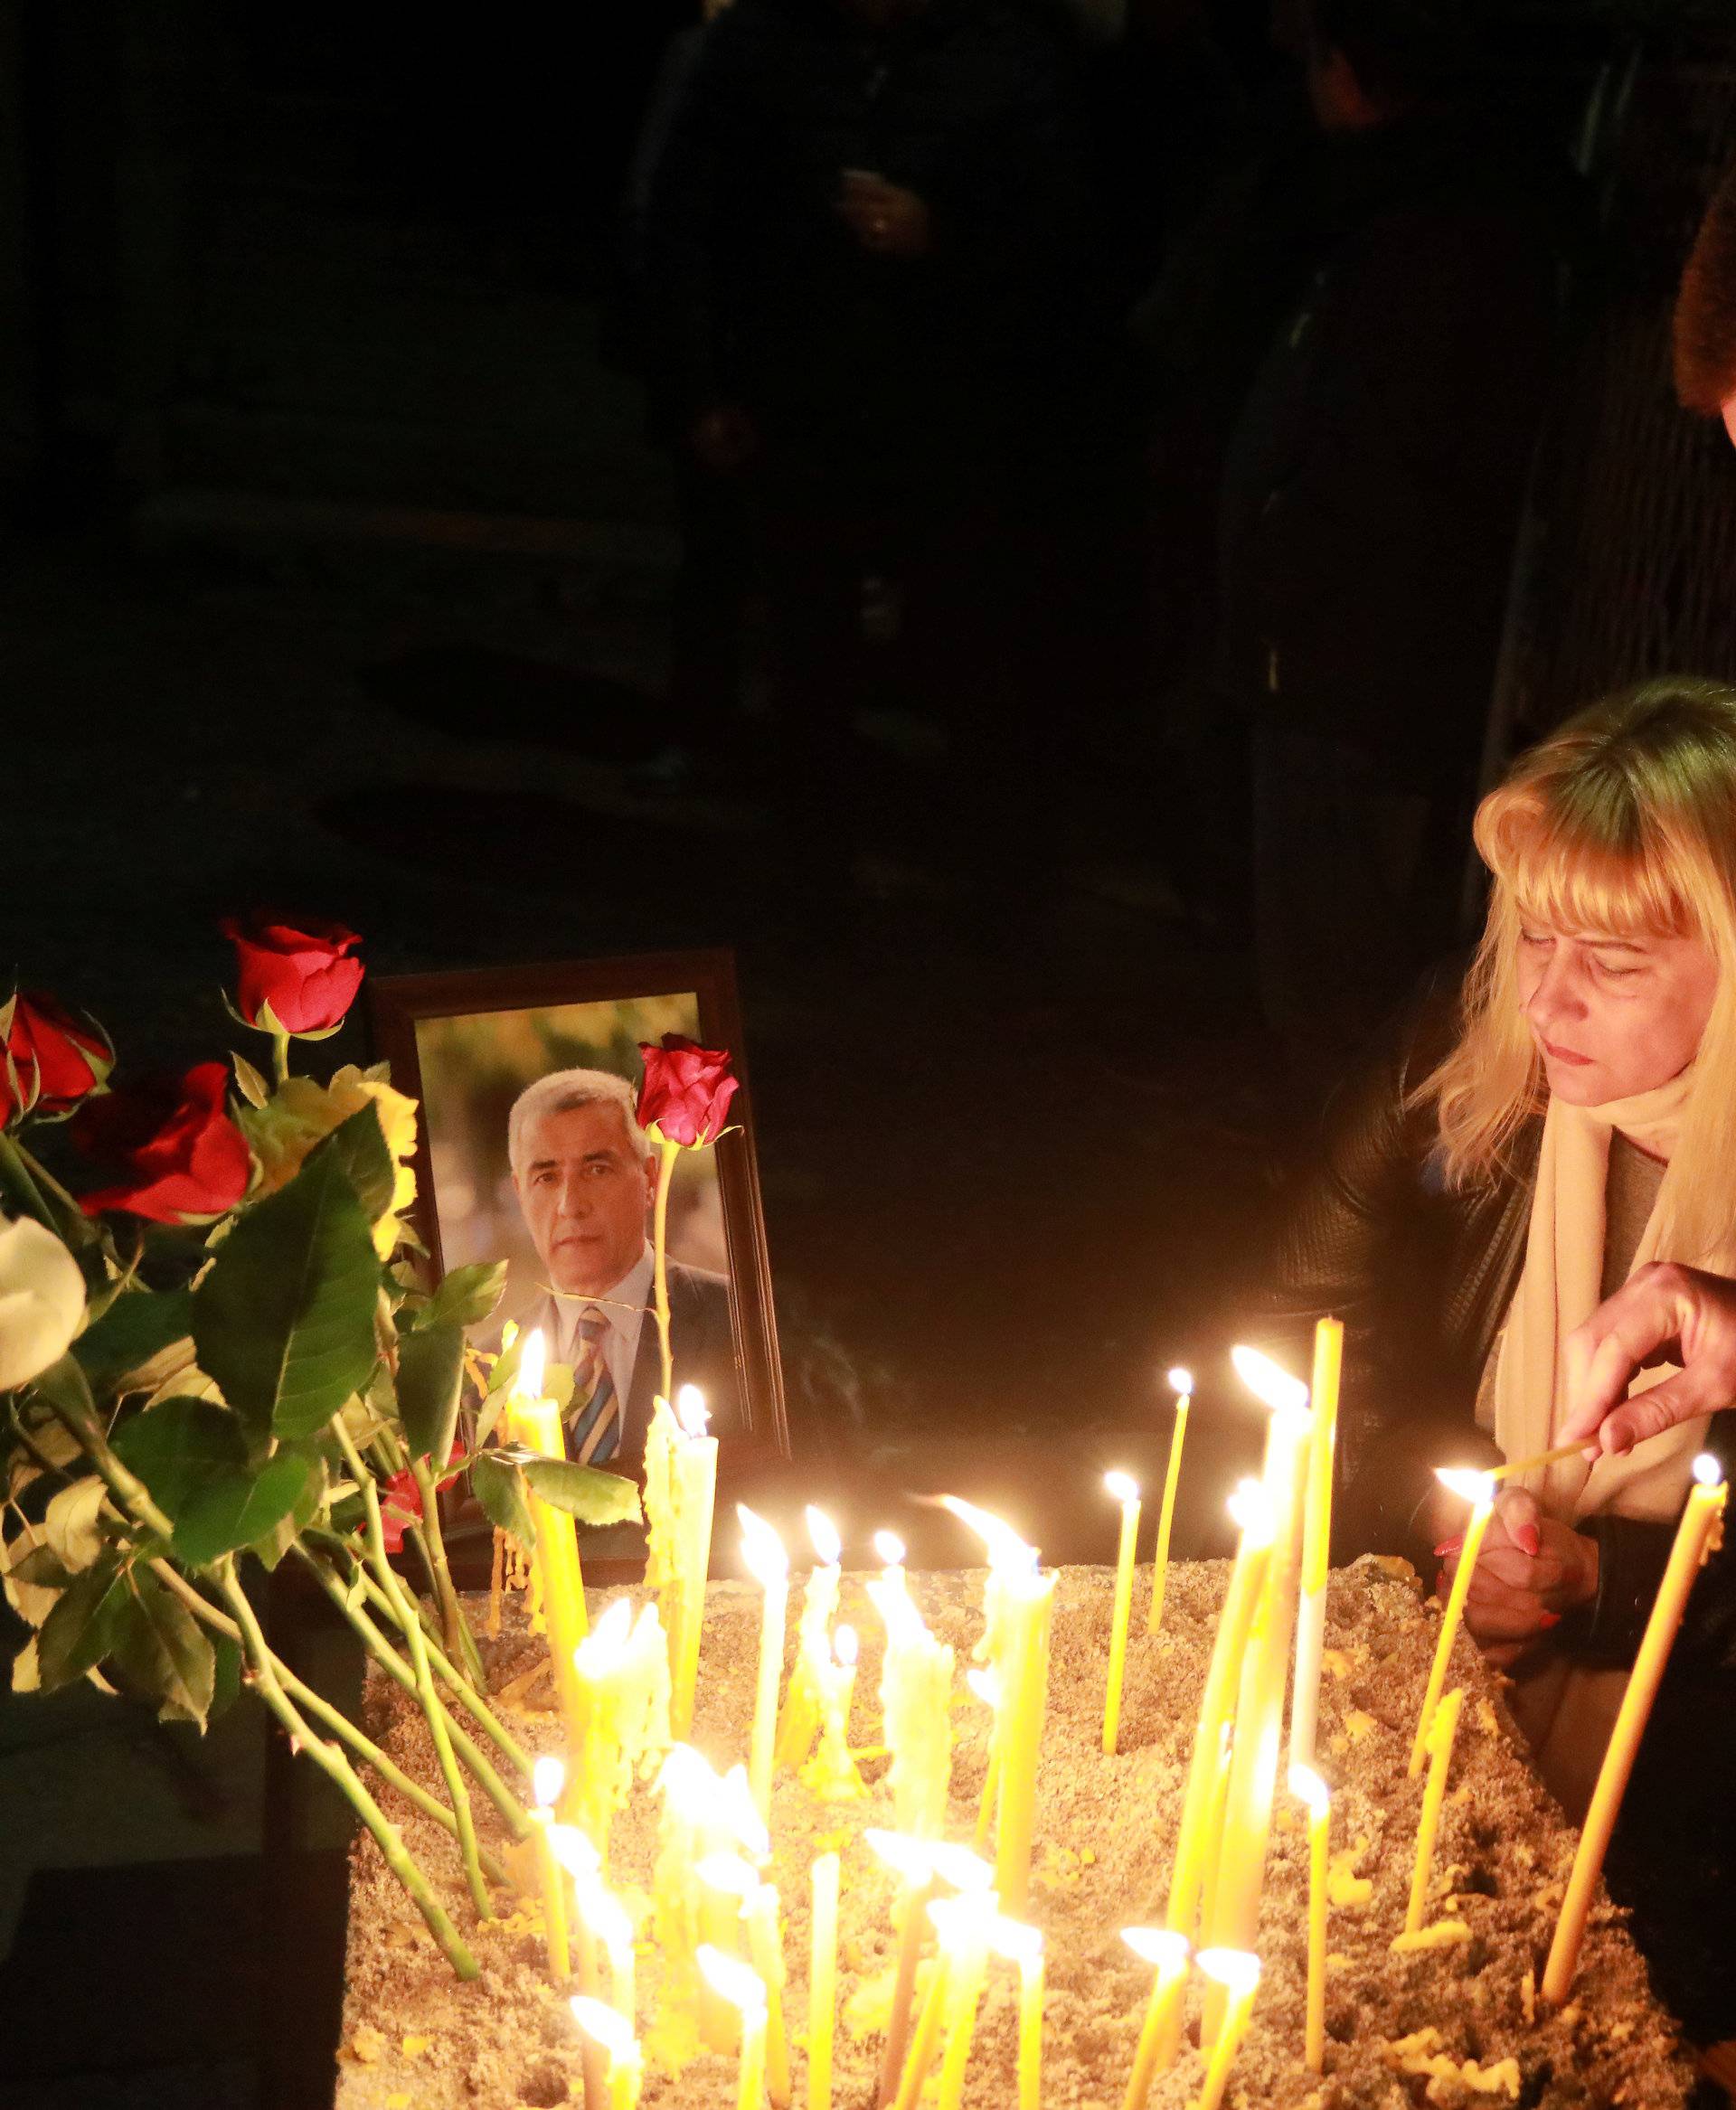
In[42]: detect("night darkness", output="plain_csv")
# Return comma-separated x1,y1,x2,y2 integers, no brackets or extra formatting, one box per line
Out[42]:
5,0,1736,2101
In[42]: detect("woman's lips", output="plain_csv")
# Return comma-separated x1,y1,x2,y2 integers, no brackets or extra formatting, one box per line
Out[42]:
1542,1039,1592,1066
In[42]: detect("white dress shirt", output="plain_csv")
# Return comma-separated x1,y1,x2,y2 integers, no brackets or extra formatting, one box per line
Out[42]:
548,1243,654,1410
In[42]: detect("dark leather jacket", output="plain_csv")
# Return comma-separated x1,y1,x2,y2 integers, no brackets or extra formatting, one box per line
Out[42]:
1258,994,1736,1674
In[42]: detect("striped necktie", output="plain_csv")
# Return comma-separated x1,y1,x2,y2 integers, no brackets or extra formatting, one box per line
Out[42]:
567,1307,621,1465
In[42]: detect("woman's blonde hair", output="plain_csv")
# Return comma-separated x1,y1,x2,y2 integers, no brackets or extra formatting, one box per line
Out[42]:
1422,675,1736,1260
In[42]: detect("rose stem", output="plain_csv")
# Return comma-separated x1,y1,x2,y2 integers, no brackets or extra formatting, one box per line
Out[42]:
149,1561,509,1886
650,1135,680,1404
409,1454,487,1688
214,1558,479,1977
337,1421,493,1920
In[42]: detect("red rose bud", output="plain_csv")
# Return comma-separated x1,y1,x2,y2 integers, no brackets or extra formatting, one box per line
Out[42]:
636,1033,739,1148
220,912,363,1035
77,1062,251,1223
3,991,114,1125
380,1468,423,1554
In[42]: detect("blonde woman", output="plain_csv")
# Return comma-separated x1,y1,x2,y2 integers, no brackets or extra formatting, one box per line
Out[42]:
1264,675,1736,2037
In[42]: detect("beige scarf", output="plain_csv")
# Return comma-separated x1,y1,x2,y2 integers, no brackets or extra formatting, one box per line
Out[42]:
1492,1071,1713,1814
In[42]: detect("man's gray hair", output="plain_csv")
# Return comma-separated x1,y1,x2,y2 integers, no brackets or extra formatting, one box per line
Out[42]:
508,1068,650,1178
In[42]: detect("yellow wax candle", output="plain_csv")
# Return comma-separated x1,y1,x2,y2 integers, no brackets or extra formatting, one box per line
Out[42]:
1194,1950,1261,2110
1289,1764,1329,2072
890,1952,950,2110
808,1851,840,2110
1165,1480,1274,1937
867,1832,939,2107
570,1996,644,2110
1410,1470,1495,1776
651,1744,725,2052
697,1851,758,2057
699,1946,769,2110
865,1578,954,1840
1406,1686,1462,1937
775,1507,842,1771
530,1756,571,1983
929,1897,992,2110
1543,1455,1728,2004
995,1565,1056,1915
991,1921,1044,2110
1118,1928,1191,2110
967,1667,1002,1852
800,1625,865,1802
644,1388,720,1743
550,1823,608,2106
1102,1470,1143,1755
1204,1359,1311,1982
1197,1730,1233,1939
1290,1318,1343,1766
742,1880,791,2110
1148,1368,1193,1634
583,1879,637,2030
507,1330,589,1720
738,1505,790,1822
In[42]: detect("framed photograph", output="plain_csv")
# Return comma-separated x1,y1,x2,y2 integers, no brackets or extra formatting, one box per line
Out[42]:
367,949,788,1465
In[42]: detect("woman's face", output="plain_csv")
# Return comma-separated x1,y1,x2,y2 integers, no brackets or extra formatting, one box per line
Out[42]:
1516,918,1719,1106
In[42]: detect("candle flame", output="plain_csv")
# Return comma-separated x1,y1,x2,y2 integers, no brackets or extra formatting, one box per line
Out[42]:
656,1742,721,1815
574,1596,635,1675
806,1505,842,1567
864,1829,931,1882
718,1764,770,1858
1121,1926,1191,1973
697,1945,767,2017
1434,1466,1496,1507
516,1326,548,1402
675,1383,711,1437
1167,1366,1194,1396
548,1823,601,1883
1225,1477,1277,1547
1105,1469,1139,1505
873,1530,906,1568
1231,1343,1310,1415
737,1503,789,1587
570,1995,638,2064
989,1917,1043,1965
928,1842,994,1893
966,1666,1000,1709
1694,1453,1723,1488
1195,1947,1261,1999
1288,1762,1330,1814
583,1881,635,1970
835,1623,859,1668
927,1890,999,1949
938,1494,1038,1574
533,1755,565,1809
695,1851,759,1899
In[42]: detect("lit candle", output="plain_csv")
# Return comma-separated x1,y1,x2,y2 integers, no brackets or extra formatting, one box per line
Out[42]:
867,1832,993,2109
1102,1470,1143,1755
549,1823,608,2106
1165,1480,1275,1939
581,1878,637,2032
927,1893,995,2110
775,1506,843,1772
801,1625,865,1801
568,1597,671,1861
741,1879,790,2110
1410,1469,1495,1776
1288,1763,1329,2072
1203,1351,1310,2023
808,1851,840,2110
1405,1685,1462,1938
864,1578,954,1839
1290,1318,1343,1766
738,1504,790,1822
874,1529,909,1599
1118,1928,1191,2110
1543,1455,1728,2004
698,1945,769,2110
992,1918,1044,2110
644,1386,720,1741
506,1329,590,1732
570,1995,644,2110
697,1852,759,2055
1148,1368,1192,1635
967,1667,1002,1852
530,1755,571,1982
1194,1950,1261,2110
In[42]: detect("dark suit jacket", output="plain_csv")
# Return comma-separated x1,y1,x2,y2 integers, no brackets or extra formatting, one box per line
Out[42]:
520,1255,741,1471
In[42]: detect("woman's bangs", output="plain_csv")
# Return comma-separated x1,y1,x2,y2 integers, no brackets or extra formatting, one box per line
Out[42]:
1494,805,1689,939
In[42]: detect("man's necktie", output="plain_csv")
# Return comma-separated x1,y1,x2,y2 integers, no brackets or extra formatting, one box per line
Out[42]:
568,1308,620,1465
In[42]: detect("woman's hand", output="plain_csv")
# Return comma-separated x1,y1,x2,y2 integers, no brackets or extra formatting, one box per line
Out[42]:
1436,1487,1599,1669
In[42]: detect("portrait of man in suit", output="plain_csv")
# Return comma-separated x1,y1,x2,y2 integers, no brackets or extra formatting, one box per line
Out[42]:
508,1066,741,1467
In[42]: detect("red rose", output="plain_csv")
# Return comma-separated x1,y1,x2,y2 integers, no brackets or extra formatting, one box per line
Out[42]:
2,991,113,1126
77,1063,251,1223
220,913,363,1035
380,1468,423,1553
636,1034,739,1147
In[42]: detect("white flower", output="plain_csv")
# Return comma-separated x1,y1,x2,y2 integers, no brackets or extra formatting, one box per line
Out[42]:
0,1216,86,1391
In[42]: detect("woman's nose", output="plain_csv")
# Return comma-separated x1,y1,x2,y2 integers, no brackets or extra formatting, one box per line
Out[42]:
1524,952,1586,1027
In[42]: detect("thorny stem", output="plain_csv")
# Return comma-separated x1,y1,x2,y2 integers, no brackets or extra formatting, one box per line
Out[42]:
148,1560,508,1888
337,1420,492,1922
651,1135,679,1407
214,1558,479,1978
410,1454,487,1689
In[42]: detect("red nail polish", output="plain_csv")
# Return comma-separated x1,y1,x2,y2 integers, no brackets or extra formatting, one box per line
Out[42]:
1516,1526,1542,1557
1434,1537,1463,1558
1538,1610,1561,1629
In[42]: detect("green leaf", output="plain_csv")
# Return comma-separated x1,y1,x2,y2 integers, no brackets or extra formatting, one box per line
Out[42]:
518,1453,642,1527
208,1631,244,1719
6,1544,73,1592
110,1571,216,1728
192,1144,381,1443
469,1454,535,1546
175,1448,313,1568
250,1453,326,1572
396,1323,464,1468
35,1557,128,1690
73,1289,194,1395
112,1398,316,1567
416,1262,509,1333
307,1105,395,1225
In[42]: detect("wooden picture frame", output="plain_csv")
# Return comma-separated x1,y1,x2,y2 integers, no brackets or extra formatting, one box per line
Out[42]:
367,948,788,1464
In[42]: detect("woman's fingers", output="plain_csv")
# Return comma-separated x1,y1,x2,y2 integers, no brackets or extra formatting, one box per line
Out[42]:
1562,1263,1736,1445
